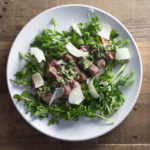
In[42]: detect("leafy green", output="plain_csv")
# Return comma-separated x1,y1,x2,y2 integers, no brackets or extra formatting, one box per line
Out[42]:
116,71,134,86
31,29,68,60
110,63,127,83
14,90,114,124
14,91,39,114
52,17,56,27
10,52,46,86
110,29,119,40
120,39,130,47
93,63,133,116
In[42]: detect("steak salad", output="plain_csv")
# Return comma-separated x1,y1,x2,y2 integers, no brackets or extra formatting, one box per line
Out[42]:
11,16,134,125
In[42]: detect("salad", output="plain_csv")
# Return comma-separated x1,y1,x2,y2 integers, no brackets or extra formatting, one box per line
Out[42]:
11,16,134,125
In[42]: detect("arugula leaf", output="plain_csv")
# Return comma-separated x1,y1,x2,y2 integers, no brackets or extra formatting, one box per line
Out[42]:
52,17,56,27
109,63,127,83
117,71,134,86
11,67,31,86
14,91,38,114
110,29,119,40
120,39,130,48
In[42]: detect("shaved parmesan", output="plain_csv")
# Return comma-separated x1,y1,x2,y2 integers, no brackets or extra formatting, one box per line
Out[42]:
57,60,67,65
98,23,111,40
69,86,85,105
30,47,45,63
72,23,82,36
115,48,130,60
86,78,91,85
49,88,64,105
66,42,89,57
32,73,44,88
88,76,99,99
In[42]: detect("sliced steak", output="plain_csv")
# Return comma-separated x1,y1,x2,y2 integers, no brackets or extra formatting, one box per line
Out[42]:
87,64,100,77
70,80,81,89
74,64,87,82
95,59,106,68
64,54,74,62
45,65,60,79
78,71,87,82
79,45,90,52
106,51,115,60
101,37,108,46
50,59,60,69
61,84,72,99
42,91,53,104
74,63,80,72
45,59,61,79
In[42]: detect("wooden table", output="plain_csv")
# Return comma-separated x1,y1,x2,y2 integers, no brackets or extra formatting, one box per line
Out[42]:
0,0,150,149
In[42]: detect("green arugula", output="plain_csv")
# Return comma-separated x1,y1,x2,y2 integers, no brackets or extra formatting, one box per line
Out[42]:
11,16,134,125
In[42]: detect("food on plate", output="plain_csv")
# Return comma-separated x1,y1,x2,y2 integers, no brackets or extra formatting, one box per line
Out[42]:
11,16,134,125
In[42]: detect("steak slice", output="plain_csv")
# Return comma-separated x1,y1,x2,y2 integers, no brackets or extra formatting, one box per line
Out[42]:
64,54,74,62
95,59,106,68
79,45,90,52
45,59,61,79
78,71,87,82
87,64,100,77
106,51,115,60
42,91,53,104
101,37,108,46
70,80,81,89
61,84,72,99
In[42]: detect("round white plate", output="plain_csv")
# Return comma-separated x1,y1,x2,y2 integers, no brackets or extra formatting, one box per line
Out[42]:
7,4,142,141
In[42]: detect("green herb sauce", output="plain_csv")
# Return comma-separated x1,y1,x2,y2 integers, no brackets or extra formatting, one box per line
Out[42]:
58,61,80,84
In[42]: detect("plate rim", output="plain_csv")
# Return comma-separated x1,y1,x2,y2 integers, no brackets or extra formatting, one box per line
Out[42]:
6,4,143,141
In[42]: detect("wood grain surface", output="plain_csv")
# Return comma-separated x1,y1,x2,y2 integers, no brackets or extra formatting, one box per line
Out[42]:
0,0,150,150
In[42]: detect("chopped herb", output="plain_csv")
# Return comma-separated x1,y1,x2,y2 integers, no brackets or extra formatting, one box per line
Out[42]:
78,57,93,70
58,61,80,84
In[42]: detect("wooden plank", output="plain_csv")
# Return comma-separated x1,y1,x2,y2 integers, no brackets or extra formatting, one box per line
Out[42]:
0,0,150,41
0,144,150,150
0,41,11,92
0,0,150,149
0,92,149,144
0,65,7,92
138,42,150,94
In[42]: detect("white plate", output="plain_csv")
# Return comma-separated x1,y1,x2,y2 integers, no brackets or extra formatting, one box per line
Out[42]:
7,4,142,141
